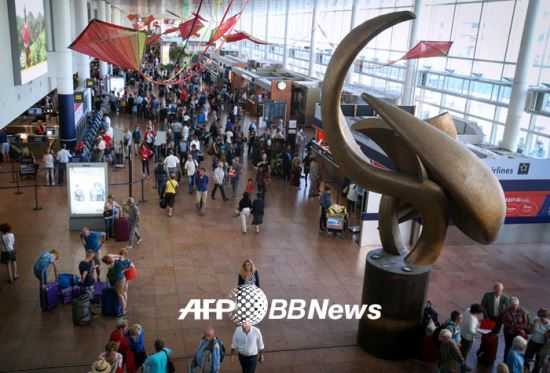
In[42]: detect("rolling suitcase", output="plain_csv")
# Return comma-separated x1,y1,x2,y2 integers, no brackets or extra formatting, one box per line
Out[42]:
115,217,130,241
94,281,109,304
101,287,121,317
40,282,58,311
477,332,498,366
72,293,92,326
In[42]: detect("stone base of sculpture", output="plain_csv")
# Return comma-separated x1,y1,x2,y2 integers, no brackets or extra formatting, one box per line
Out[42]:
357,248,431,360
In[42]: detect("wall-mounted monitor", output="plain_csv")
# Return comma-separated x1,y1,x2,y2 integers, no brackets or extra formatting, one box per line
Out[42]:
7,0,48,85
27,107,44,116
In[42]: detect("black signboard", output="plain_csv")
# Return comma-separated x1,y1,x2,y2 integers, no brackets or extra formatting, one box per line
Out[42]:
262,100,287,123
86,79,94,88
74,92,84,103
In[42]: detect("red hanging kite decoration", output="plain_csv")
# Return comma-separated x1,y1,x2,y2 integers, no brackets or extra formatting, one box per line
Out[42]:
163,27,180,34
223,30,269,44
127,13,138,22
145,34,161,45
69,19,146,71
209,13,240,43
192,12,208,22
179,18,205,39
144,15,155,26
402,41,453,60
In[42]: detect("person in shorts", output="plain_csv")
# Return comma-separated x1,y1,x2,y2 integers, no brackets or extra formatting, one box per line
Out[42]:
80,228,105,281
163,173,178,217
0,223,18,283
102,254,133,318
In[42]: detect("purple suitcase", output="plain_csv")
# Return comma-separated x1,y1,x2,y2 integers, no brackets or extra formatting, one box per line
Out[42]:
94,281,110,303
59,286,81,304
40,282,58,311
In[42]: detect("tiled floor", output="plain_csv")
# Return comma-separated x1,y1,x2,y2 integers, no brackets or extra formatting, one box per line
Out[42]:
0,112,548,373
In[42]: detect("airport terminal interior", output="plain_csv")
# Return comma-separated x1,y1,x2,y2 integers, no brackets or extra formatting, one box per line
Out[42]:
0,0,549,372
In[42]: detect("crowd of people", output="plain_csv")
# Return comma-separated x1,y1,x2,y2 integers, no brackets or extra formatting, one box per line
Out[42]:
432,282,550,373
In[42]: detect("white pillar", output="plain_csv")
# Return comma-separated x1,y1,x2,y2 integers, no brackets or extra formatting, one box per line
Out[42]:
112,5,121,26
345,0,360,83
308,0,319,77
264,2,270,60
401,0,424,106
96,0,108,78
282,0,290,69
502,0,541,151
75,0,90,86
238,14,243,56
105,3,113,75
250,0,255,57
52,0,76,145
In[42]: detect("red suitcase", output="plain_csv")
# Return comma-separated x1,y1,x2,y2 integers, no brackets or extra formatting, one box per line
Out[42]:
115,217,130,241
477,332,498,366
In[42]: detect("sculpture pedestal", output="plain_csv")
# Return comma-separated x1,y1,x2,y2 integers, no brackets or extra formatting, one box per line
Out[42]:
357,248,431,360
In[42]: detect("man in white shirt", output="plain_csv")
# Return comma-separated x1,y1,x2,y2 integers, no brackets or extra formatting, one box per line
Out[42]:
183,124,190,142
164,151,180,177
230,322,264,373
103,114,111,127
56,144,72,184
105,124,114,139
190,136,201,152
225,130,233,145
184,154,198,194
211,162,228,201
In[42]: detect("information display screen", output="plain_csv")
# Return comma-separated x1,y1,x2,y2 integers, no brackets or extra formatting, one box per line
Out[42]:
67,164,108,216
7,0,48,85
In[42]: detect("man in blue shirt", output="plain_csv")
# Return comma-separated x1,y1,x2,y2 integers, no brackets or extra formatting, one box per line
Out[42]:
142,339,172,373
188,326,222,373
319,185,332,232
80,228,105,281
195,167,209,216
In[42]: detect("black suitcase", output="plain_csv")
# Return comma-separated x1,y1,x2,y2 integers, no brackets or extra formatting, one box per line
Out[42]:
72,293,92,325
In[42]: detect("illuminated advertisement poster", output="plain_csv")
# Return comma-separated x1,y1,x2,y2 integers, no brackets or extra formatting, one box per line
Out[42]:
67,164,108,216
7,0,48,85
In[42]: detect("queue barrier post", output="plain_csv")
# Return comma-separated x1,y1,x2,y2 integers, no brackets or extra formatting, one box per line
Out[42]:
140,178,147,203
33,182,42,211
14,168,22,195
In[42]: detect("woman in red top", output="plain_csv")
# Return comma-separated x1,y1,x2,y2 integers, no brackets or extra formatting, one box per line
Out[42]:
110,319,135,373
140,143,152,178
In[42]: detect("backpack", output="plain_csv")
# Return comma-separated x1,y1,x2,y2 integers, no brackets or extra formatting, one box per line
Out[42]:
207,337,226,362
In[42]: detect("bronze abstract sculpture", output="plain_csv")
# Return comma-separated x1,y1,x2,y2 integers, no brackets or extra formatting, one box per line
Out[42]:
321,11,506,359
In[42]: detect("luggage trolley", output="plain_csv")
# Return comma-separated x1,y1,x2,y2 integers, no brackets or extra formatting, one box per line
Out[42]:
327,213,347,234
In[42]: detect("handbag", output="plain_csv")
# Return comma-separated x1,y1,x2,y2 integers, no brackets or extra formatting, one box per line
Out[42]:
159,198,167,209
103,210,114,218
163,349,175,373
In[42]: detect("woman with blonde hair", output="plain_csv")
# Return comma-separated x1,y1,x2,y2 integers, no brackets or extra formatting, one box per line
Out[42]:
238,259,260,287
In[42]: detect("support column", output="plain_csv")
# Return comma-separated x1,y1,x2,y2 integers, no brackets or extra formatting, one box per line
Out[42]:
238,14,243,56
401,0,424,106
264,2,270,60
75,0,90,87
308,0,319,77
502,0,541,152
250,0,255,57
105,3,113,76
345,0,360,83
282,0,290,69
96,0,108,78
52,0,76,147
